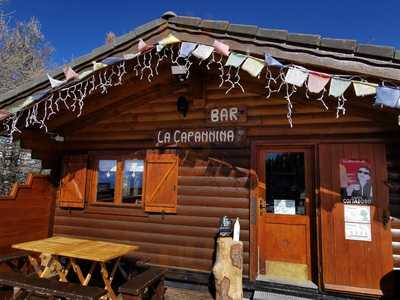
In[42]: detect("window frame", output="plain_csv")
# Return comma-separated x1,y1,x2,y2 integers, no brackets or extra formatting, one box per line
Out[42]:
87,151,146,207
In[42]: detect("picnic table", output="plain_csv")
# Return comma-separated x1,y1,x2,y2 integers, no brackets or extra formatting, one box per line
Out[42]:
12,236,138,300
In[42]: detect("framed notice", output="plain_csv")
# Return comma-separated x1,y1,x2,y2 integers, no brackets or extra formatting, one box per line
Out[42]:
274,199,296,215
345,222,372,241
344,205,370,223
340,159,373,205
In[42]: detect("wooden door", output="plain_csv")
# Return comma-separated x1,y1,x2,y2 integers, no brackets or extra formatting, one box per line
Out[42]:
319,143,393,296
257,147,314,282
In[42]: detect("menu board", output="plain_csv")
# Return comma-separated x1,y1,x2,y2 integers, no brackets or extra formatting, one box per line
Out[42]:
274,199,296,215
344,205,371,223
344,205,372,242
345,222,372,241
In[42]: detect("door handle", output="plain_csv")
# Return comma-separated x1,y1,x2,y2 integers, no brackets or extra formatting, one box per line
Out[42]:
382,209,390,229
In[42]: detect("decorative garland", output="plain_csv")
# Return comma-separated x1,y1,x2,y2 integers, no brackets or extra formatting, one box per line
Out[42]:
0,34,399,142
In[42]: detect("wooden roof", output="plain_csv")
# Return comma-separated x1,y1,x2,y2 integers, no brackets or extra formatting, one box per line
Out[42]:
2,11,400,110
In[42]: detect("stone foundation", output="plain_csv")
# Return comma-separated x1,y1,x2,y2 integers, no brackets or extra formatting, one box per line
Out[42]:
0,137,42,196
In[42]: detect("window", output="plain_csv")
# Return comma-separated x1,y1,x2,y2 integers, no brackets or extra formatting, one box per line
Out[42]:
91,154,145,206
88,151,178,213
265,152,306,215
122,160,144,204
97,160,117,202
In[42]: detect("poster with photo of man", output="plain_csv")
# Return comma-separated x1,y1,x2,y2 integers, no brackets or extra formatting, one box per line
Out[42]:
340,159,373,205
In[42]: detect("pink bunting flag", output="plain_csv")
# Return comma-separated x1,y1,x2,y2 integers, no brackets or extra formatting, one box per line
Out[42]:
307,71,331,93
0,109,10,121
63,66,79,81
138,39,153,53
213,40,230,56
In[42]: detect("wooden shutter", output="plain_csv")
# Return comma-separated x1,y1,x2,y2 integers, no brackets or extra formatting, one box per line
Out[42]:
59,155,88,208
143,152,178,213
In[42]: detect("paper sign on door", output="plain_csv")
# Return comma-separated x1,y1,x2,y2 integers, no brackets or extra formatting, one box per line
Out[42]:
344,205,372,241
274,199,296,215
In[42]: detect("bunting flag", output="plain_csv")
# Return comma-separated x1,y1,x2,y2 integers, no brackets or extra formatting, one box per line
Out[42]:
225,53,246,67
192,44,214,61
285,66,308,87
241,57,265,77
156,44,164,52
101,57,125,65
265,53,283,68
307,72,331,94
92,61,108,71
213,40,230,56
329,77,352,118
64,66,79,81
138,39,153,53
6,97,36,114
123,53,139,60
78,70,94,80
375,86,400,108
158,33,180,46
353,81,378,96
31,90,49,101
47,74,66,88
0,109,10,121
329,77,352,97
178,42,197,58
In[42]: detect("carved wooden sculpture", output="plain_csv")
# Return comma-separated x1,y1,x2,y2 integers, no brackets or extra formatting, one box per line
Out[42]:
213,237,243,300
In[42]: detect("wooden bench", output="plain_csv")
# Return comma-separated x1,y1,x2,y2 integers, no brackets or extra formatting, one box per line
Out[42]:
0,271,107,300
118,266,167,300
0,251,28,273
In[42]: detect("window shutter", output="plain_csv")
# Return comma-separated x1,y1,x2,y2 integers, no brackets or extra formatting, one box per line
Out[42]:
143,152,178,213
59,155,88,208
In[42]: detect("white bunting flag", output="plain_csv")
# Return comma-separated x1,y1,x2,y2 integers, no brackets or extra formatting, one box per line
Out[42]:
285,66,308,87
353,81,378,96
329,77,352,97
241,57,265,77
47,74,66,88
192,44,214,61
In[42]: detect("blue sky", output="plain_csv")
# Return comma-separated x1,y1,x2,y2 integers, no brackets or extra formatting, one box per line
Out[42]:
4,0,400,66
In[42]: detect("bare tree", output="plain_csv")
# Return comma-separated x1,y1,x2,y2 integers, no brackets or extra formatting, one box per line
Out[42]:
0,2,53,94
0,1,52,195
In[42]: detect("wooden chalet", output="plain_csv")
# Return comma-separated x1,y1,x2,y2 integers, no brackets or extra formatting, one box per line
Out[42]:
0,11,399,298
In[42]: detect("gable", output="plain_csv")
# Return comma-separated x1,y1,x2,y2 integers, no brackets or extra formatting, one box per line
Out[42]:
0,14,399,145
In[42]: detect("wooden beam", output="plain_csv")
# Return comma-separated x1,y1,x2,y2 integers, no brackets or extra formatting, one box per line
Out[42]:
58,80,188,135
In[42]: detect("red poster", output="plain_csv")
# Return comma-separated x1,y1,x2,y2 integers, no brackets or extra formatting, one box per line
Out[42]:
340,159,373,204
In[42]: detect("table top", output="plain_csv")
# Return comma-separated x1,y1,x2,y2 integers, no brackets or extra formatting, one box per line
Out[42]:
12,236,138,262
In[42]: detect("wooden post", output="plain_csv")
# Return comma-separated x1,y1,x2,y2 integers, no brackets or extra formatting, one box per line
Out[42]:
213,237,243,300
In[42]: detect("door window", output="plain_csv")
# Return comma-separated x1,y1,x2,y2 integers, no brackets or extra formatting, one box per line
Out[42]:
265,152,306,215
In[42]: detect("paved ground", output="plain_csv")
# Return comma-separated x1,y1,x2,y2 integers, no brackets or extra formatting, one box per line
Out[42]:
253,290,311,300
165,286,214,300
165,286,255,300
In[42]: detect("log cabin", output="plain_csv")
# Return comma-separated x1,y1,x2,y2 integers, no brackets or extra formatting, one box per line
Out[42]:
0,11,399,298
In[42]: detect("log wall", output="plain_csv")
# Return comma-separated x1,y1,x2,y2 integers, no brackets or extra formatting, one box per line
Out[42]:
53,149,251,275
387,144,400,268
0,174,55,254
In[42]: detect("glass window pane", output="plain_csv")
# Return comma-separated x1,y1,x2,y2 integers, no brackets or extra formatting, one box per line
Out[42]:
97,160,116,202
122,160,144,204
265,152,306,215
